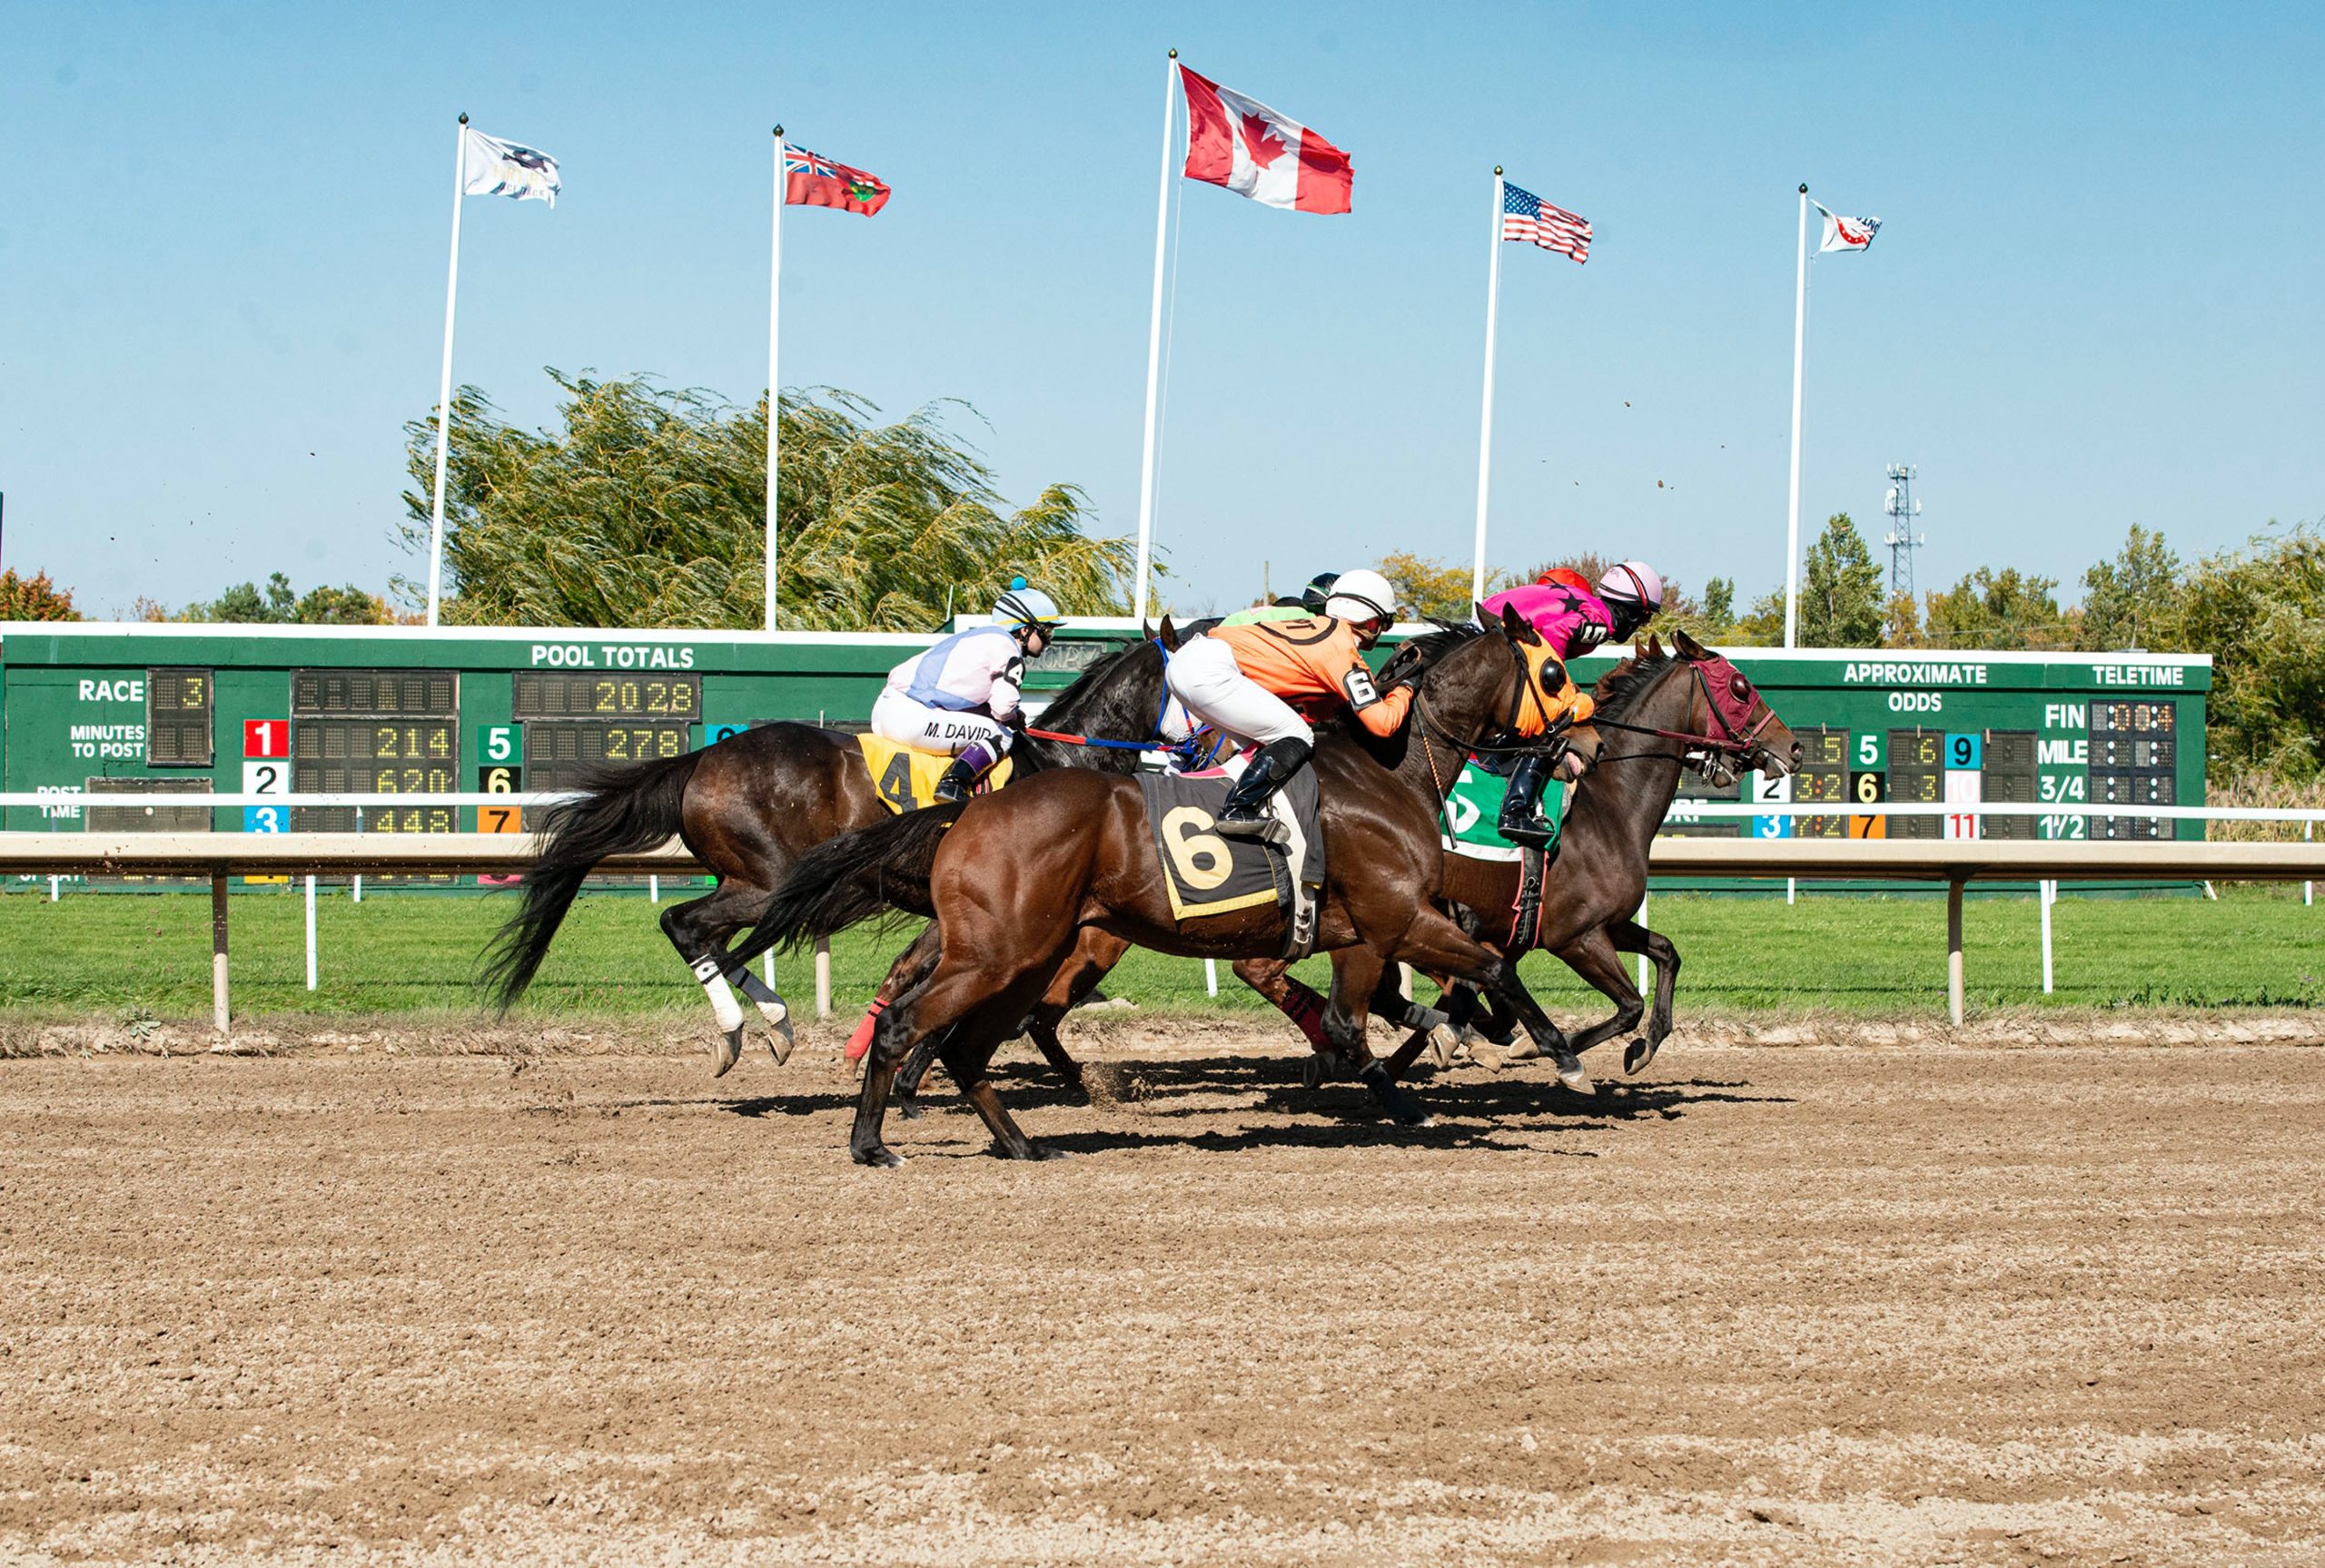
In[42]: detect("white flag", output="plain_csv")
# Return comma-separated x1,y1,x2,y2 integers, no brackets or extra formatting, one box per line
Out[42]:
1815,201,1878,253
462,127,561,205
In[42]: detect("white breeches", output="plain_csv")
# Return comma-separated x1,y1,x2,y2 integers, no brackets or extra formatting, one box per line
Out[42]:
1164,636,1314,749
870,690,1012,756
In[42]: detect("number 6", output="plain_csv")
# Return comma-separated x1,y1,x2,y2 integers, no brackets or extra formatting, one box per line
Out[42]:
1161,806,1232,891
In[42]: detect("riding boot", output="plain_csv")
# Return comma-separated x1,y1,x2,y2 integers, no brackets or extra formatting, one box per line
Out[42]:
1496,753,1556,848
933,741,997,805
1214,738,1311,845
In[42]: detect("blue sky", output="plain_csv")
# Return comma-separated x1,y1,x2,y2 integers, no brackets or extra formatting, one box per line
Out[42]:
4,2,2320,619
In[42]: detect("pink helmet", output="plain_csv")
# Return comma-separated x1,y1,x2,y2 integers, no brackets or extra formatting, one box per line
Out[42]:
1598,560,1664,614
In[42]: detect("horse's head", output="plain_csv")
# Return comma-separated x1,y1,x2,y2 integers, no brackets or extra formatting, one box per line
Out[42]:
1668,629,1799,784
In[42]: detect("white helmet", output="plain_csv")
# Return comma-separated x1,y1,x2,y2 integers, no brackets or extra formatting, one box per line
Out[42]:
1598,561,1664,614
1323,568,1399,627
993,581,1062,632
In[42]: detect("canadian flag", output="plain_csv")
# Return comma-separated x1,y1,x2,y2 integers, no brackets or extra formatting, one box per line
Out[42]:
1178,64,1352,214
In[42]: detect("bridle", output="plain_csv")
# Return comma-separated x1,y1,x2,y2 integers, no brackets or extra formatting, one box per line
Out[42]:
1591,657,1778,768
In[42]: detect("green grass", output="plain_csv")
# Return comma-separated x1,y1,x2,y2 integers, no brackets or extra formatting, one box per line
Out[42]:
0,883,2317,1022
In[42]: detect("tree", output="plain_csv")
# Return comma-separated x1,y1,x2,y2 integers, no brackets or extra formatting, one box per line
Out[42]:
1727,587,1786,646
176,571,391,625
401,373,1135,630
1698,577,1736,637
1883,590,1923,647
1798,512,1885,646
2078,524,2182,651
2174,523,2325,778
0,569,81,621
1922,567,2069,650
1376,551,1501,622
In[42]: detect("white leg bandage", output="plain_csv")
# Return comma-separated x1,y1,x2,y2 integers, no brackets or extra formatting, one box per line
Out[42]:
690,954,745,1033
734,967,790,1030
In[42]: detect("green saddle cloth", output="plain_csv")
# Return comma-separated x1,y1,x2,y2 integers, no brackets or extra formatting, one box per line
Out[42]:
1442,760,1565,861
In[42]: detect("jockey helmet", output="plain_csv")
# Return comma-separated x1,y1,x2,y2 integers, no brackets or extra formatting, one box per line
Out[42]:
1538,567,1594,594
1300,571,1341,616
1323,568,1399,628
1598,561,1665,637
993,582,1063,637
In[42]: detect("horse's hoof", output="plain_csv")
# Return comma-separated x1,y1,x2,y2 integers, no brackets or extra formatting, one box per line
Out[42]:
1361,1067,1434,1128
1503,1039,1542,1062
999,1140,1072,1161
851,1144,905,1169
711,1027,744,1079
1301,1053,1326,1090
896,1096,924,1121
1552,1054,1596,1094
1623,1037,1659,1076
766,1014,796,1067
1425,1028,1454,1070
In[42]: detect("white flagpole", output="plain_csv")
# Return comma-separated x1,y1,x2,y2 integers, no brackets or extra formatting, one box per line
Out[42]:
426,113,470,628
1470,166,1506,605
1783,182,1809,649
767,126,785,633
1131,50,1179,627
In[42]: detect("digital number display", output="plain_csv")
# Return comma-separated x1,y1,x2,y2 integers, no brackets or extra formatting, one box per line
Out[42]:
520,720,692,830
85,775,213,834
292,669,457,717
146,668,214,767
290,720,457,833
512,672,701,719
1792,727,1848,838
1887,730,1944,841
1981,731,2037,840
2089,701,2175,840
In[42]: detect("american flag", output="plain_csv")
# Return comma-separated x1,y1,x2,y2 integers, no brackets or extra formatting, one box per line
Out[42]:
1502,181,1591,263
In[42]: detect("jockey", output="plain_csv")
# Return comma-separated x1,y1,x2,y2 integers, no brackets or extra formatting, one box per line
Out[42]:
869,579,1062,804
1220,570,1341,627
1478,559,1664,845
1164,567,1407,844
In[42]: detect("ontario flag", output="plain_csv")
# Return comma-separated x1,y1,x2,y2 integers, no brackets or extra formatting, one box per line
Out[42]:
1178,64,1352,214
785,144,891,216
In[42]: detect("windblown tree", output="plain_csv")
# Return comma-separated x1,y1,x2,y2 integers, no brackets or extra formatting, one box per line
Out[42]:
401,373,1136,630
2174,523,2325,778
1798,513,1886,647
2077,524,2182,652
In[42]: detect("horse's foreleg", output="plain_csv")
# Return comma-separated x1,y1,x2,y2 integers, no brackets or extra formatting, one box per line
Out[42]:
1009,928,1133,1100
1310,947,1433,1128
1385,909,1591,1095
1608,917,1681,1074
1551,925,1647,1062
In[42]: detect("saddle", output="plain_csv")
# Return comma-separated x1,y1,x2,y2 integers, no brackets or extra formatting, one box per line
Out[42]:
852,734,1014,815
1135,763,1325,960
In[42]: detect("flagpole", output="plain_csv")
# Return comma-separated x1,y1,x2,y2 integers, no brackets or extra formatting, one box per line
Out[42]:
1470,166,1506,605
426,113,469,628
767,126,784,633
1131,49,1178,627
1783,182,1809,649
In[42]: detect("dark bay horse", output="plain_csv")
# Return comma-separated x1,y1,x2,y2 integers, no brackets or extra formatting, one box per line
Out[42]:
889,630,1797,1107
1382,630,1799,1080
752,611,1601,1166
481,619,1188,1071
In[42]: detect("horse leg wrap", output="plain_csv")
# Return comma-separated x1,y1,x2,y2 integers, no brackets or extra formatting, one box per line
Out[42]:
1396,997,1449,1035
1275,978,1331,1051
846,997,889,1063
689,954,745,1033
733,967,791,1031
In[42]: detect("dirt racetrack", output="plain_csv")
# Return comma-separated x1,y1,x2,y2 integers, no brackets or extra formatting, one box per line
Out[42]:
4,1020,2323,1565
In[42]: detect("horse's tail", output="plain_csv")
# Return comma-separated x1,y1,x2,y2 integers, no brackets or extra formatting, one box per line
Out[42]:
481,749,704,1012
737,803,964,960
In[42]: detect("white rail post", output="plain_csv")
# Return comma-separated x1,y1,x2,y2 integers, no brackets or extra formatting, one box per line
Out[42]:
2039,878,2054,996
2307,819,2313,907
211,871,231,1035
648,874,659,903
304,873,318,992
1205,958,1219,998
48,875,59,902
814,936,832,1018
1946,877,1965,1027
1636,892,1650,994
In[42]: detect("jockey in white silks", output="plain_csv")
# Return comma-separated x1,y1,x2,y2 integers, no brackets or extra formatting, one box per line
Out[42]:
870,580,1064,804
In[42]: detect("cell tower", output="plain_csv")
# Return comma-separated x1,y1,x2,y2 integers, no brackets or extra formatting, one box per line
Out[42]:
1882,463,1925,602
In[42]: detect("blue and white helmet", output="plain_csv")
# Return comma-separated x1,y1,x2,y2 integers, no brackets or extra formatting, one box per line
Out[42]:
993,577,1063,636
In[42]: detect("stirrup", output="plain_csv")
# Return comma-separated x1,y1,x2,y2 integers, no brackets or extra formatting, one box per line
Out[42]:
1499,816,1552,849
1215,810,1289,846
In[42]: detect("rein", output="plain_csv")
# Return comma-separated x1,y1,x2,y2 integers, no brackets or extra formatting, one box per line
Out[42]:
1021,637,1176,753
1588,662,1776,759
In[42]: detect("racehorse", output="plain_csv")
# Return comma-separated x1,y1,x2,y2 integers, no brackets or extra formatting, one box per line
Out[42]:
750,608,1600,1166
885,629,1797,1106
480,619,1189,1071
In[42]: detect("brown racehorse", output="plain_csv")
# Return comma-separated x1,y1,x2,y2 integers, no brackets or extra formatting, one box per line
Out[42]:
750,610,1601,1166
885,630,1797,1108
481,619,1191,1070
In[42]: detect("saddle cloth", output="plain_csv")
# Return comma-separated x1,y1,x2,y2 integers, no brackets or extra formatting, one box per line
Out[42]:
852,734,1015,815
1440,758,1566,863
1135,764,1324,955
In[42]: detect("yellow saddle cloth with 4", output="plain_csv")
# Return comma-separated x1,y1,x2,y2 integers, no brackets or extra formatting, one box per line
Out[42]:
853,734,1015,814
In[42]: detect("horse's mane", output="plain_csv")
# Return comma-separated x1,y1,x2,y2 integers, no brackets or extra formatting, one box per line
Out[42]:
1376,619,1485,688
1592,645,1677,723
1034,638,1140,724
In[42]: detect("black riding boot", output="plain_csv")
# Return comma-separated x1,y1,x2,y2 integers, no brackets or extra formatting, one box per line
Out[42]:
1497,753,1556,848
1214,738,1312,845
932,741,998,805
